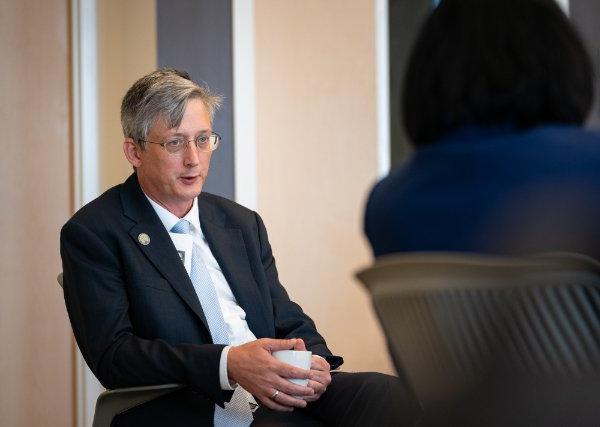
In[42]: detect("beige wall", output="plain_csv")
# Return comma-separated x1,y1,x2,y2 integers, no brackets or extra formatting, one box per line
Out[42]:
255,0,393,373
0,1,389,425
0,0,74,425
98,0,157,191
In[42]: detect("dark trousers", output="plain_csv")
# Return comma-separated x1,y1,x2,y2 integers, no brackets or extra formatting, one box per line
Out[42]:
254,372,421,427
113,372,421,427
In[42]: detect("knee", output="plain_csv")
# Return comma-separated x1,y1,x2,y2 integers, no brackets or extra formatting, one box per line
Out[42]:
336,372,422,426
354,372,407,396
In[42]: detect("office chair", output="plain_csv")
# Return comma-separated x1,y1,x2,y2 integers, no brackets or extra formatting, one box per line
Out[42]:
356,252,600,410
57,273,183,427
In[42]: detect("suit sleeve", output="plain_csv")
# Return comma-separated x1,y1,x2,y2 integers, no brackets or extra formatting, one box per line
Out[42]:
254,213,344,370
60,220,232,405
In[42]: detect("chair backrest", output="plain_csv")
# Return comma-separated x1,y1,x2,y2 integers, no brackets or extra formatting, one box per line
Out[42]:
356,252,600,407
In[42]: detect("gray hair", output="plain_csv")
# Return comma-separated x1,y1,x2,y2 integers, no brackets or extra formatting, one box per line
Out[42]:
121,69,223,149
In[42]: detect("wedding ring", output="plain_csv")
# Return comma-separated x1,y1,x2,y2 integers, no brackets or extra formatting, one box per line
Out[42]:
270,390,279,400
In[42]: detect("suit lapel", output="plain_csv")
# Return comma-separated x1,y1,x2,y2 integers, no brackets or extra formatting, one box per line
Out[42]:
120,174,210,332
198,197,272,338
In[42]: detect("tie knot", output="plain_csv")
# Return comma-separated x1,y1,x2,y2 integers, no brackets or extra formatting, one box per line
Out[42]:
171,219,192,235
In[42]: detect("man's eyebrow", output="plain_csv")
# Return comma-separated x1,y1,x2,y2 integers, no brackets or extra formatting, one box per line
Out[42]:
168,129,212,137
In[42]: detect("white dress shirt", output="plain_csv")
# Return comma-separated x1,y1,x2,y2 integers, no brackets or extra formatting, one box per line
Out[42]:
145,195,257,390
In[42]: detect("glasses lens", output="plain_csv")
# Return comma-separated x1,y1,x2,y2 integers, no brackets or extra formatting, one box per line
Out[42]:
162,134,220,155
165,139,186,154
194,135,210,151
193,133,220,152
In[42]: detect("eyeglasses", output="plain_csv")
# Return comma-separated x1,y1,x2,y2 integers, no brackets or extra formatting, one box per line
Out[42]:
140,132,221,154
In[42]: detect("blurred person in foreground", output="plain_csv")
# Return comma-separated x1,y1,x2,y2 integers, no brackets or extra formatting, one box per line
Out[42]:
365,0,600,260
61,69,420,426
364,0,600,425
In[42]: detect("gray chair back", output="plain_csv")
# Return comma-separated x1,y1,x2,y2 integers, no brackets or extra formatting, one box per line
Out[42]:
356,252,600,407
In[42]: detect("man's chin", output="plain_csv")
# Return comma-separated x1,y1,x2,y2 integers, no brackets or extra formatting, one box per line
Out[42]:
179,183,203,199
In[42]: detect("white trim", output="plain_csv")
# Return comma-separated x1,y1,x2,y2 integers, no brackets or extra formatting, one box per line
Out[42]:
432,0,568,11
556,0,569,14
375,0,391,177
232,0,258,210
71,1,104,426
74,0,100,207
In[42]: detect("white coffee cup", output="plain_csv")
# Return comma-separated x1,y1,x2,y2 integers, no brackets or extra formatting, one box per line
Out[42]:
272,350,312,386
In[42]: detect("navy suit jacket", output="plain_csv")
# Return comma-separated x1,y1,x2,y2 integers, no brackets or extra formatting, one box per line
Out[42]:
61,174,341,405
365,125,600,259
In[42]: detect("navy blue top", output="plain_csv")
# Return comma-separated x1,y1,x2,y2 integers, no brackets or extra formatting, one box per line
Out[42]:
365,125,600,258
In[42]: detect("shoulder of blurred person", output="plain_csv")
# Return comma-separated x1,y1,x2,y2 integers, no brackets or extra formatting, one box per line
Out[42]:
365,124,600,257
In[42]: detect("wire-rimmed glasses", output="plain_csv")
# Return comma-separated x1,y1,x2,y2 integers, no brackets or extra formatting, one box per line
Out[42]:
140,132,221,154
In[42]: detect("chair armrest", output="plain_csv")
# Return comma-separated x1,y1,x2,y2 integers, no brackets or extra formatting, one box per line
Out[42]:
92,384,184,427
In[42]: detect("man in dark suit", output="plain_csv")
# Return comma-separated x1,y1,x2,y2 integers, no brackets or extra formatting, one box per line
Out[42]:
61,69,419,426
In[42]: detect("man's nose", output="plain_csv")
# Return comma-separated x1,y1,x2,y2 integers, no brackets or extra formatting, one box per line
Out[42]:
182,141,200,166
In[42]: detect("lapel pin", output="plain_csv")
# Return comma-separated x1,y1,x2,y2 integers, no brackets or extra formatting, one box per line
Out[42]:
138,233,151,246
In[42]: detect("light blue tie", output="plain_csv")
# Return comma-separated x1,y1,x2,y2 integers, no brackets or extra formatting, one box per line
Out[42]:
171,219,253,426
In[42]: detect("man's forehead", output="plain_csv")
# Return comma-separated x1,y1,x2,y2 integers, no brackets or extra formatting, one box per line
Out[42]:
148,108,211,136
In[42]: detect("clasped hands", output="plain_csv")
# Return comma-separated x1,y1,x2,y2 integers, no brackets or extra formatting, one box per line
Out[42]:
227,338,331,411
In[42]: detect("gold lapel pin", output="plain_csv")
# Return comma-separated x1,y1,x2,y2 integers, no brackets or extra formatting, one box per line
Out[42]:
138,233,151,246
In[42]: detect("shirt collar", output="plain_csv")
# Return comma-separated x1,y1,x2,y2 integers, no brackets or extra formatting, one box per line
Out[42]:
144,194,203,236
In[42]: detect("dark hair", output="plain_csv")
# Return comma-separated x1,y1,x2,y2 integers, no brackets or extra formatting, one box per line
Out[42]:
403,0,594,145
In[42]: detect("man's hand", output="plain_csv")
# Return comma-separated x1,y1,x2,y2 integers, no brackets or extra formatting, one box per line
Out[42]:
227,338,314,411
303,355,332,402
290,339,332,402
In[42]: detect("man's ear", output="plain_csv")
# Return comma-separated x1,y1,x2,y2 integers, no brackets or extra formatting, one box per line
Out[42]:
123,138,142,168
